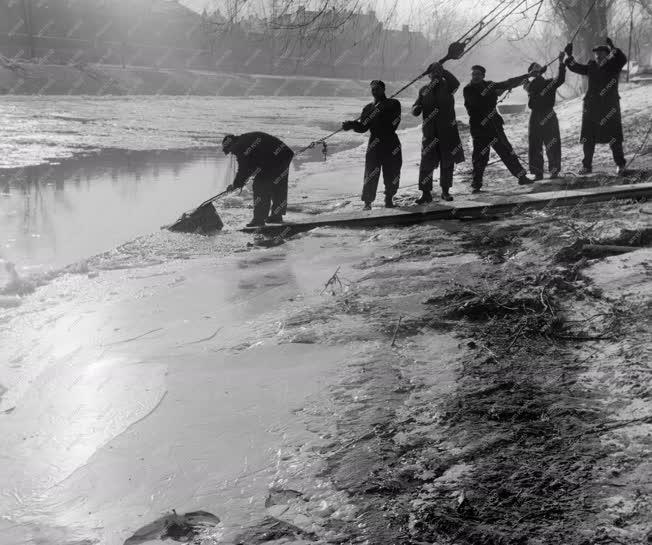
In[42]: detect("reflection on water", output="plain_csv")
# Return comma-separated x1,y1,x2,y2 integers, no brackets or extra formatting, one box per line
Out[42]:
0,150,232,274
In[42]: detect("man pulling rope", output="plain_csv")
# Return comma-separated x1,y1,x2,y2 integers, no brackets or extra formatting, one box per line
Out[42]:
565,38,629,175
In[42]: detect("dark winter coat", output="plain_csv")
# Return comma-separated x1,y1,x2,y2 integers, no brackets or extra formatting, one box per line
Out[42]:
565,48,627,144
349,97,402,141
412,70,465,164
526,63,566,114
463,74,529,137
231,131,294,189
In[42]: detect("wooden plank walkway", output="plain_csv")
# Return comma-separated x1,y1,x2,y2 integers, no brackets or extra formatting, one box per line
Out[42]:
241,182,652,235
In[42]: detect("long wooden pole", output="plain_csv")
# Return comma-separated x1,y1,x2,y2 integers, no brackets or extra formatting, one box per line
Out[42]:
626,1,634,82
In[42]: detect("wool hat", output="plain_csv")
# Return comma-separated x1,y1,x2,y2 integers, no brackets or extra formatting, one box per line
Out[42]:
370,79,386,89
471,65,486,75
592,45,610,53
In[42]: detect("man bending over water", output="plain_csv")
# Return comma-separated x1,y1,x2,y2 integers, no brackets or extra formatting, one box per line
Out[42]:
223,132,294,227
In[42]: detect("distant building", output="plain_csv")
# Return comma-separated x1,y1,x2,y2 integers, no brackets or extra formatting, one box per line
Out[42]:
0,0,205,68
0,1,436,80
205,6,434,80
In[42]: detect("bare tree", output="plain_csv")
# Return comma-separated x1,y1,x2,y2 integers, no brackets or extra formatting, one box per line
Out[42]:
549,0,614,61
418,0,472,49
201,0,436,79
634,0,652,16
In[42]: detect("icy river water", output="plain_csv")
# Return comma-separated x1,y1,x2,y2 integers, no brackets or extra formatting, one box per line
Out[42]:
0,95,398,545
0,95,379,276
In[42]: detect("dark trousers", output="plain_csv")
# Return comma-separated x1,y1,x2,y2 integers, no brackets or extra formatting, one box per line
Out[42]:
252,168,289,222
471,125,527,188
419,141,454,193
528,110,561,177
582,140,625,169
362,136,402,203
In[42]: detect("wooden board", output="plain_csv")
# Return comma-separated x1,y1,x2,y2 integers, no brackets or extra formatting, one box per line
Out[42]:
241,182,652,235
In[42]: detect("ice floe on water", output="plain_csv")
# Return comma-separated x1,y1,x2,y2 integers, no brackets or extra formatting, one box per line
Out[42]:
0,96,374,169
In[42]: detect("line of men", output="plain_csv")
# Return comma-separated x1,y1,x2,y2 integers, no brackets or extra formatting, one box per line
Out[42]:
222,37,628,226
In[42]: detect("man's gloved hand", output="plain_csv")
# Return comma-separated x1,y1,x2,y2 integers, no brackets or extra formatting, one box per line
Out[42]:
605,37,614,49
564,43,573,56
341,120,354,131
226,184,234,192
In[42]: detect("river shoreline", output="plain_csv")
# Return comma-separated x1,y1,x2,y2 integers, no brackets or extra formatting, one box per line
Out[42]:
0,61,418,98
231,200,651,545
0,84,650,545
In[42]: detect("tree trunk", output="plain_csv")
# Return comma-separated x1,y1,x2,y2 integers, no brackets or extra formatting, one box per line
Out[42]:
551,0,612,92
553,0,610,61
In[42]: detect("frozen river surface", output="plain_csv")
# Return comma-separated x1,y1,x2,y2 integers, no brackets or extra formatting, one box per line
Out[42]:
0,95,373,168
0,94,413,545
0,229,376,545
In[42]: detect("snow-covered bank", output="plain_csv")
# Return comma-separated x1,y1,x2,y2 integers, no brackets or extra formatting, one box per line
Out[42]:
258,203,650,545
208,83,651,545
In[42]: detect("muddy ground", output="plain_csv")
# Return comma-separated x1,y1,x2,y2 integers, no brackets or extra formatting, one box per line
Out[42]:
225,189,651,545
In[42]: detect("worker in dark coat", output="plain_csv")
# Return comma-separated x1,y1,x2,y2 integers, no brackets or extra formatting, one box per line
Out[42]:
342,80,402,210
412,62,465,203
524,52,566,180
564,38,627,175
463,65,534,192
223,132,294,227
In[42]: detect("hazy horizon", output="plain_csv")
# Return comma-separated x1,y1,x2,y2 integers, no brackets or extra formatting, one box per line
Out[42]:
177,0,485,26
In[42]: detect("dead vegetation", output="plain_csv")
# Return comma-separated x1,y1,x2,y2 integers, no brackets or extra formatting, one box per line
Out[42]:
297,204,651,545
321,265,351,295
548,206,652,263
402,276,650,545
460,224,525,263
246,201,651,545
233,516,315,545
